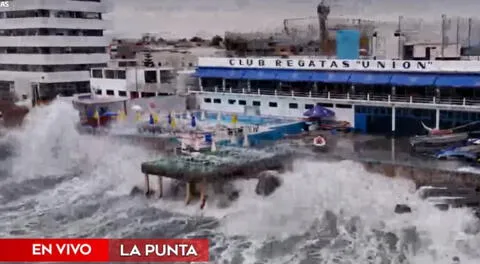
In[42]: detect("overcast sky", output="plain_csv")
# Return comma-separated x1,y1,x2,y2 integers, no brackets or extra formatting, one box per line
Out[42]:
106,0,479,39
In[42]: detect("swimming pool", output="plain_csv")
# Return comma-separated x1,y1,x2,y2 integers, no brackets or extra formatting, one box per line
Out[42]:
191,111,297,126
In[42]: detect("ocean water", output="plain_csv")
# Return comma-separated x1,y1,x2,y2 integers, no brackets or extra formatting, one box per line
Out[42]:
1,100,480,263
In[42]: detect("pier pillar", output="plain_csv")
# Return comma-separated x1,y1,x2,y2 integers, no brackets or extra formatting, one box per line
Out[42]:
222,79,226,90
435,109,440,129
199,178,207,209
158,176,163,198
144,174,151,196
247,80,251,92
391,107,396,136
391,138,395,161
185,182,192,205
198,78,203,91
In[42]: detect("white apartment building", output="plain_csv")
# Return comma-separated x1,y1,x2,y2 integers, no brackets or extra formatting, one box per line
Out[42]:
0,0,111,101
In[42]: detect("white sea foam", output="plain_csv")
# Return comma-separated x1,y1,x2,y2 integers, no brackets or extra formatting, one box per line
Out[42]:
3,100,480,263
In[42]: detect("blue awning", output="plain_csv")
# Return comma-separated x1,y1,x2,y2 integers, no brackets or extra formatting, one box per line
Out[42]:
223,69,246,79
194,68,225,78
349,73,392,85
311,72,351,83
435,75,480,88
390,74,437,86
195,68,246,79
242,69,278,80
275,70,313,82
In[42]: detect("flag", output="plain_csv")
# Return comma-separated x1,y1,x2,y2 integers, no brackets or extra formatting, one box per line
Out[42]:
152,112,159,123
171,117,176,128
135,112,142,122
231,114,238,124
191,115,196,127
149,114,154,125
167,113,172,125
117,110,125,121
93,110,99,119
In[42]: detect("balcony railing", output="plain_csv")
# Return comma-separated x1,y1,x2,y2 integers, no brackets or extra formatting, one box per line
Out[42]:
189,86,480,108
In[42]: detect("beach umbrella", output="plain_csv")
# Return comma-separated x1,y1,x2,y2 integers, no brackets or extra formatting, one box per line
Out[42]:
303,104,335,118
131,105,142,112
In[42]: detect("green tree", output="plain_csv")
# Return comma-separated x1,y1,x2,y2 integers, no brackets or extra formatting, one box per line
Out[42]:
143,52,154,67
210,35,223,46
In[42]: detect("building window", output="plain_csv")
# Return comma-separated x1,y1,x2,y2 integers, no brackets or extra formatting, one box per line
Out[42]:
239,100,246,105
104,70,114,79
118,91,127,97
305,104,314,109
228,99,236,104
95,89,102,95
144,70,157,83
160,70,174,83
289,103,298,109
253,101,261,106
213,98,221,104
269,102,278,107
204,98,211,103
141,92,155,98
116,70,126,79
91,69,102,78
106,90,114,96
336,104,352,109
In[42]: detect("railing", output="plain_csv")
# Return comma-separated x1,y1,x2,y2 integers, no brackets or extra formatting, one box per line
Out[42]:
189,86,480,108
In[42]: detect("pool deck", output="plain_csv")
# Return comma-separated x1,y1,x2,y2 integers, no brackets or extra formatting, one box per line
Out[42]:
140,147,293,205
140,148,289,182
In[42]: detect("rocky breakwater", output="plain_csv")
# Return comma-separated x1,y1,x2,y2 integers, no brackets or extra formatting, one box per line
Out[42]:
0,100,29,127
361,160,480,189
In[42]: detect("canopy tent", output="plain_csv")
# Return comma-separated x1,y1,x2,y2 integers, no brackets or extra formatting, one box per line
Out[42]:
303,104,335,118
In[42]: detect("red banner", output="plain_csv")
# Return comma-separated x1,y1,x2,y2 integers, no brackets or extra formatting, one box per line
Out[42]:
0,238,209,262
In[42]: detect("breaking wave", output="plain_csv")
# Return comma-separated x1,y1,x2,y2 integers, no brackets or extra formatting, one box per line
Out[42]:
0,99,479,263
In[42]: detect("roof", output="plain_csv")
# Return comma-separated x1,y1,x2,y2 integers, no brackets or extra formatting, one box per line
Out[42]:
72,95,128,105
90,66,175,71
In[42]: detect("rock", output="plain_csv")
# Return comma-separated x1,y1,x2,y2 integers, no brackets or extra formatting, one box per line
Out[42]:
129,186,144,196
255,171,281,196
394,204,412,214
0,100,29,127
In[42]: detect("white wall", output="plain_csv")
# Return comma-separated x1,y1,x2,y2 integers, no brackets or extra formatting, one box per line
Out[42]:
0,54,109,65
0,17,110,30
195,93,356,126
5,0,112,13
0,36,109,47
90,67,178,96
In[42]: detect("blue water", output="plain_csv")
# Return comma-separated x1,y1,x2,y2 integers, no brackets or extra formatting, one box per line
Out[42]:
195,111,295,126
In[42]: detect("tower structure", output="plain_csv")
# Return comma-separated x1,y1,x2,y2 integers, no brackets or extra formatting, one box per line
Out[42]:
0,0,110,101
